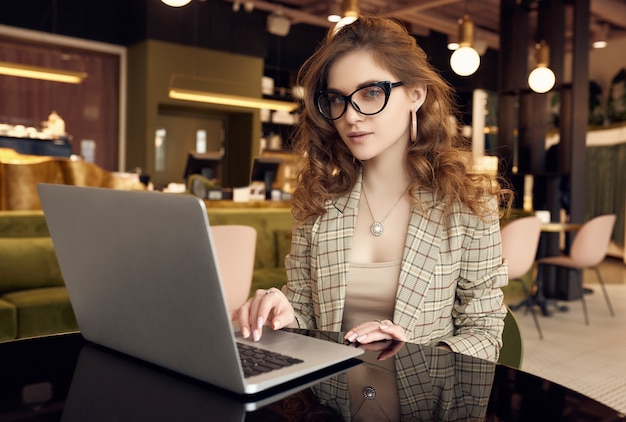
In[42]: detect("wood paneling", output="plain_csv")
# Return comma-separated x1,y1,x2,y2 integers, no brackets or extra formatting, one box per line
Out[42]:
0,36,120,171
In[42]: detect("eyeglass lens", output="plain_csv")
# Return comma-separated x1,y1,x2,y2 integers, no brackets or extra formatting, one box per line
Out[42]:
317,81,402,120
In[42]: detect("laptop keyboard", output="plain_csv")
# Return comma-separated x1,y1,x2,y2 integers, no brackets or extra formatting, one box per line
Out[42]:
237,342,304,378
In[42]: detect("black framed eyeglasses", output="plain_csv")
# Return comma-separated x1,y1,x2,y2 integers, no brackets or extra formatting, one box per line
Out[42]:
316,81,404,121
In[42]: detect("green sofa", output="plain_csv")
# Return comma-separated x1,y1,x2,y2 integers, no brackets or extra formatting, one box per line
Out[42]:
0,211,75,341
0,206,292,342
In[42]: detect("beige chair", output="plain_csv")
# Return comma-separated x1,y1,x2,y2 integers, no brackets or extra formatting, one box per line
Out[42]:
501,216,543,339
535,214,616,325
210,225,257,312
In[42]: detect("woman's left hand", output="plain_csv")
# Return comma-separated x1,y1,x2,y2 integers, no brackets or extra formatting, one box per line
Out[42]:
344,319,407,344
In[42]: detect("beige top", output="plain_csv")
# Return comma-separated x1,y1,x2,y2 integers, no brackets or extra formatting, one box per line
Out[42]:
342,260,402,421
341,260,401,331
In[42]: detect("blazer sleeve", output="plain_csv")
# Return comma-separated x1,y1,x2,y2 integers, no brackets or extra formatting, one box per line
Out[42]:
283,218,318,329
440,201,508,362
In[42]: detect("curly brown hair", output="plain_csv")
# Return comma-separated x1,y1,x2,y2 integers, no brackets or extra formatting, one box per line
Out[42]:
291,15,511,223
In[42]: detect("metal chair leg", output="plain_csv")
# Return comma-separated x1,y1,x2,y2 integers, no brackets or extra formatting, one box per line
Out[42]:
594,267,615,317
580,286,590,325
517,278,544,340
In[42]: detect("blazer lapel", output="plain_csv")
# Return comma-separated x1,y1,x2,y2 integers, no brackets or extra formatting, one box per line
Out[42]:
394,194,445,331
315,180,361,331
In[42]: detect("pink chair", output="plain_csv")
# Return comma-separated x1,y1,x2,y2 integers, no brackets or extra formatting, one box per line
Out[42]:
535,214,616,325
210,225,257,312
501,216,543,339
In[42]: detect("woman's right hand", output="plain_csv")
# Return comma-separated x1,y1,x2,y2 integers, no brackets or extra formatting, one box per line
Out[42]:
231,287,296,342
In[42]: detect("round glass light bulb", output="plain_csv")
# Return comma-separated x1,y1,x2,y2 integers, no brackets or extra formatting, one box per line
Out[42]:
450,46,480,76
161,0,192,7
528,66,556,93
333,16,358,33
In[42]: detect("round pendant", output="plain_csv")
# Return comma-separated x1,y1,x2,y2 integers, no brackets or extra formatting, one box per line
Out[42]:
370,222,384,236
363,386,376,400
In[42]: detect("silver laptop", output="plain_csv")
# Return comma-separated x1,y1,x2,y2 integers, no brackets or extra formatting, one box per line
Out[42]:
38,184,363,395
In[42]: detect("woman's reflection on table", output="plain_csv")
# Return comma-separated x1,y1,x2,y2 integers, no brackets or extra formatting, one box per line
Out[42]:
312,341,495,421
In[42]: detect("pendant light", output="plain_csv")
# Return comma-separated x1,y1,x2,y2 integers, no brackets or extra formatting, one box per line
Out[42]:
450,14,480,76
334,0,359,33
528,40,556,93
161,0,192,7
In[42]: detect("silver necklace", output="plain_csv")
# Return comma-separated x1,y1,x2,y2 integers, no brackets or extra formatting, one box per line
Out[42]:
361,187,407,237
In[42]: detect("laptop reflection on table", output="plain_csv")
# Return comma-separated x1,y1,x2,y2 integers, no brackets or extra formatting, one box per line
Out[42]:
61,344,359,421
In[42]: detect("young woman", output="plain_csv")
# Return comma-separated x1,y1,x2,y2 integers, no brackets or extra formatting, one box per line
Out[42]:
233,16,511,362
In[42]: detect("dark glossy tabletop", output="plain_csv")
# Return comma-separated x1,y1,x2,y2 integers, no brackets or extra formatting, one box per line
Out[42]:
0,331,623,422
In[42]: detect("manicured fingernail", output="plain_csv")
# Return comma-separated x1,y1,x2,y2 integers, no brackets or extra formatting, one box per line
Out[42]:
356,334,367,342
253,329,260,342
273,320,280,330
257,316,263,329
345,332,357,342
241,327,250,339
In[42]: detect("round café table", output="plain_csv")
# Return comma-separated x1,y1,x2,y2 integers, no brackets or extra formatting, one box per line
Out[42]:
536,222,584,315
1,331,623,421
511,222,585,317
540,222,583,233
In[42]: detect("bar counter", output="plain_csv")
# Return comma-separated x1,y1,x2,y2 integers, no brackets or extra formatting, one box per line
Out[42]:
0,135,71,157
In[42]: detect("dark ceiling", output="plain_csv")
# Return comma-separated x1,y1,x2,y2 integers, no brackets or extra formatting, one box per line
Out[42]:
0,0,498,93
238,0,626,51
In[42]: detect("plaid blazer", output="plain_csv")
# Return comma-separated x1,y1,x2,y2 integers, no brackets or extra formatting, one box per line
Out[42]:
312,344,496,419
284,175,507,362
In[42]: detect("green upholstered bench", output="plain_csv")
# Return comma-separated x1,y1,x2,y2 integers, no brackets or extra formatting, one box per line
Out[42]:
0,211,78,341
0,205,293,341
1,205,532,342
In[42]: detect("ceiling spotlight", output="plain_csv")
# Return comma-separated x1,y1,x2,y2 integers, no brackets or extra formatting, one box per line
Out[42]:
592,23,609,49
267,11,291,37
327,14,342,23
161,0,192,7
450,14,480,76
528,40,556,94
327,1,342,23
593,40,607,49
